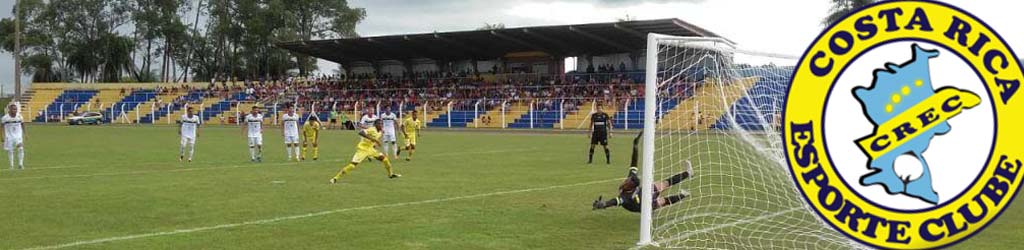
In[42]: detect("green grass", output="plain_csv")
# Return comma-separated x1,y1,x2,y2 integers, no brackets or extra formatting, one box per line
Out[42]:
0,125,1018,249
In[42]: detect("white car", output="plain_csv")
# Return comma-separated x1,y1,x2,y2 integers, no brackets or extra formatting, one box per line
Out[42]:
68,112,104,125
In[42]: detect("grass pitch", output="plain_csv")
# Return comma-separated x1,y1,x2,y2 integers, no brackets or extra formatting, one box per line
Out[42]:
0,125,1018,249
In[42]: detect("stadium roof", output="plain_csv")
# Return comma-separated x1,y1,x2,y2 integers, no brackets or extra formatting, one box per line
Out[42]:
276,18,728,64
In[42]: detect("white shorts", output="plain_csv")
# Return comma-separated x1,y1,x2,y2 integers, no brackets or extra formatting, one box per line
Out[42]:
382,131,397,143
284,135,299,144
181,136,196,145
248,136,263,147
4,137,23,151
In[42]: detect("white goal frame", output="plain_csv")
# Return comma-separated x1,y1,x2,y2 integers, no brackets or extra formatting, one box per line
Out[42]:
639,33,740,246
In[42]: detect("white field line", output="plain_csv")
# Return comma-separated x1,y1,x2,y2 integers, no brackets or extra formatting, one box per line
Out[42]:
0,163,287,181
0,148,541,182
21,178,618,250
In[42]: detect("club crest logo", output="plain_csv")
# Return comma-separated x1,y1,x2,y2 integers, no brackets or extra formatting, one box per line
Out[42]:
783,1,1023,249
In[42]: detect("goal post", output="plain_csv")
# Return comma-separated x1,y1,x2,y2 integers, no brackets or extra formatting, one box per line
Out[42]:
639,33,863,249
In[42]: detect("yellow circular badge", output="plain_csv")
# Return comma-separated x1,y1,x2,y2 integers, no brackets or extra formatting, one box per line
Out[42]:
783,1,1023,249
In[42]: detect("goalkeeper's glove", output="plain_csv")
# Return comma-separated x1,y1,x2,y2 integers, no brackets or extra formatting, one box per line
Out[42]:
592,196,605,210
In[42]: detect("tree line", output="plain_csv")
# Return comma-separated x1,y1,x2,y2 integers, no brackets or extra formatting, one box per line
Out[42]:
0,0,365,83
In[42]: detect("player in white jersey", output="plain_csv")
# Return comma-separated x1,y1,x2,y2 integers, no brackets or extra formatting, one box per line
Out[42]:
2,104,26,170
179,107,201,163
281,106,301,162
379,107,399,158
360,107,378,129
243,106,265,162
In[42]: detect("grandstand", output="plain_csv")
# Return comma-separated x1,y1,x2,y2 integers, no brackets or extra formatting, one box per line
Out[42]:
18,19,776,133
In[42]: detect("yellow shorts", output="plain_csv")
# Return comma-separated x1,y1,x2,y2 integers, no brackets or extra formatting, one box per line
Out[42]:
303,133,318,143
351,147,384,163
405,134,417,146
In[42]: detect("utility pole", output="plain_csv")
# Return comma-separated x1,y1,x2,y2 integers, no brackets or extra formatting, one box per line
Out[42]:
14,0,22,100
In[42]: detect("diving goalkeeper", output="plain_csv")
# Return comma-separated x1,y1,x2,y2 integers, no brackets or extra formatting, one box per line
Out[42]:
592,132,693,212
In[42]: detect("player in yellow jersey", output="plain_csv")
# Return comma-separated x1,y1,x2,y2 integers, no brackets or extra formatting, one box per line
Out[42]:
397,110,422,161
330,119,401,184
302,115,322,161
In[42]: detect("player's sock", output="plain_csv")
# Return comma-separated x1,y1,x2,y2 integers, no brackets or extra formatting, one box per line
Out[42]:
605,148,611,164
334,163,357,179
286,145,293,160
391,143,398,157
382,157,395,176
302,146,308,159
293,146,301,161
7,149,14,169
249,147,256,160
588,148,595,163
313,147,319,159
381,143,390,158
663,194,688,206
179,144,186,158
17,147,24,168
664,172,691,186
188,144,195,161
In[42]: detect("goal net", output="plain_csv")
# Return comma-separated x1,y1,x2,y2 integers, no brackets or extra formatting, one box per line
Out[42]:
638,34,864,249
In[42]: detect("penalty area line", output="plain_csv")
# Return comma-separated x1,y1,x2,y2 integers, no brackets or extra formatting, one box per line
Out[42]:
21,178,619,250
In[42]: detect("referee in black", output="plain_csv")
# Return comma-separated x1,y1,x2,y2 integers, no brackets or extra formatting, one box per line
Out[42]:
589,103,612,164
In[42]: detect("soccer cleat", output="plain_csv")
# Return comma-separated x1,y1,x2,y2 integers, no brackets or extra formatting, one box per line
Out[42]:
313,157,319,161
179,156,184,162
188,158,193,163
396,148,402,156
592,196,604,210
389,174,402,179
329,178,338,184
405,158,411,162
679,189,691,198
685,160,694,177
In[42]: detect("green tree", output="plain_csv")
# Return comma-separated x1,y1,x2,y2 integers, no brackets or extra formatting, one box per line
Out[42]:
2,0,365,83
477,22,505,31
823,0,877,27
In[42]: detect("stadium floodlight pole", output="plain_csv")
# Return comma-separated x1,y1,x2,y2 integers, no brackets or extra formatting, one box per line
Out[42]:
529,101,534,129
638,33,660,247
624,99,630,130
559,100,565,130
14,0,21,100
354,102,360,123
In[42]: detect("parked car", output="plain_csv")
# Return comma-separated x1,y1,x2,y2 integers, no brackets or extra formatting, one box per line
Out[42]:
68,112,104,125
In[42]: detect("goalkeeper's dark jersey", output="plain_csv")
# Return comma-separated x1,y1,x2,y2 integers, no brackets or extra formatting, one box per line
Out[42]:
618,167,643,212
591,112,610,133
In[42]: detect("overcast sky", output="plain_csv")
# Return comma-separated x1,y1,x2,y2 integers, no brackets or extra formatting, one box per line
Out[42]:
0,0,1020,93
